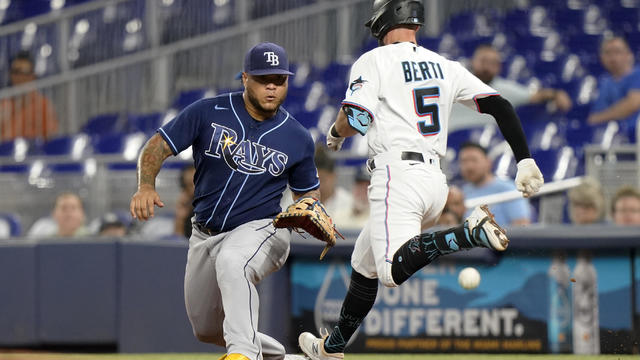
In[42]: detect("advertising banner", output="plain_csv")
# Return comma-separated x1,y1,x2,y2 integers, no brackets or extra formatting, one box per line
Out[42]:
290,250,633,354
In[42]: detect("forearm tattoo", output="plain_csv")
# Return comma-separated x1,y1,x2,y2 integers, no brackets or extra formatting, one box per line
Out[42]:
137,134,172,189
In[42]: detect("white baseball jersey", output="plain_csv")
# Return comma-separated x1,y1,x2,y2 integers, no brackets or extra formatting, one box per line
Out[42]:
343,42,498,158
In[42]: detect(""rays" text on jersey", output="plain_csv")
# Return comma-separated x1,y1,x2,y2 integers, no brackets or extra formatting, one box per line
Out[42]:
204,123,288,176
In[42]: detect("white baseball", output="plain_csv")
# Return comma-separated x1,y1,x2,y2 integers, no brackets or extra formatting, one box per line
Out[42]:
458,267,481,290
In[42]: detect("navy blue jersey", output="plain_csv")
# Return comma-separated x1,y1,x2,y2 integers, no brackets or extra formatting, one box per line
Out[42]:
158,92,319,232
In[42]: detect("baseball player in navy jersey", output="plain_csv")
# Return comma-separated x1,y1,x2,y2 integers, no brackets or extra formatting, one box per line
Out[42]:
298,1,545,359
130,42,313,360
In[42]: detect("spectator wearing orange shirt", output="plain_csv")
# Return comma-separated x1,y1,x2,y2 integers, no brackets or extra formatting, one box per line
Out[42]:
0,51,58,141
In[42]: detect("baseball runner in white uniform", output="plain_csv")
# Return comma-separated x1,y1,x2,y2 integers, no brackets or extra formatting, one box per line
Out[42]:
298,1,544,359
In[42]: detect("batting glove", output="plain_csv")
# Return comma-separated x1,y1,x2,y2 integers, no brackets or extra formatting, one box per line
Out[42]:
326,124,345,151
515,158,544,198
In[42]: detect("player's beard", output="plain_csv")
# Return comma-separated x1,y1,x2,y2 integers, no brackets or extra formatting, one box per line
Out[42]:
246,87,286,118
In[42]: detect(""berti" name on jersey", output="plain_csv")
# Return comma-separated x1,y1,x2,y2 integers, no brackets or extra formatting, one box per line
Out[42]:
401,61,444,83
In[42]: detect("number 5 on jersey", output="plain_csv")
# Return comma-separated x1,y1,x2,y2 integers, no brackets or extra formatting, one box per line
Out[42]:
413,87,440,136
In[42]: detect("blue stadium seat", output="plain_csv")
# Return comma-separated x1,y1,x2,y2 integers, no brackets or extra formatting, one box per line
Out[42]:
553,8,586,36
0,138,41,158
566,33,603,70
444,12,477,38
502,9,531,37
0,212,21,237
41,135,74,156
127,112,163,134
0,140,15,157
171,88,208,110
92,132,145,157
501,54,534,83
82,113,121,135
69,1,145,67
92,132,126,154
321,61,350,102
531,148,560,181
416,36,442,52
533,54,585,87
41,134,90,158
161,0,235,44
292,109,322,130
527,121,568,152
459,36,494,57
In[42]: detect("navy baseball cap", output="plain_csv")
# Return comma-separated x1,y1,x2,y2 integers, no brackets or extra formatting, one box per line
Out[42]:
243,42,294,76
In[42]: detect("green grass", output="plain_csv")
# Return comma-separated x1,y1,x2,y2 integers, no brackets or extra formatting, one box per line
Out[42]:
0,354,637,360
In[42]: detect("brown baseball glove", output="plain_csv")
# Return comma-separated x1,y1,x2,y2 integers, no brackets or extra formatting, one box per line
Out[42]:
273,196,344,260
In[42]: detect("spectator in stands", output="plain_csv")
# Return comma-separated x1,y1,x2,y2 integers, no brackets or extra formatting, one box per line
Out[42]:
346,164,371,229
0,51,58,141
446,185,465,222
436,209,461,227
28,192,88,238
434,186,465,227
459,141,531,226
588,37,640,138
314,145,353,229
567,177,605,225
174,164,195,239
450,44,572,130
611,185,640,226
98,212,128,237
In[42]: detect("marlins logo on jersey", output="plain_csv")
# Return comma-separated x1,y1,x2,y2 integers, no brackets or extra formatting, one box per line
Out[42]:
204,122,288,176
349,76,368,95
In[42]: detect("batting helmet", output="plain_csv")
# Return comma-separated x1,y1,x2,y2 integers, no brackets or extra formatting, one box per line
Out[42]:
365,0,425,40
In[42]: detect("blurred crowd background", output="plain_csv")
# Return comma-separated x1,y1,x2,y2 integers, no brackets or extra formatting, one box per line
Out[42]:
0,0,639,241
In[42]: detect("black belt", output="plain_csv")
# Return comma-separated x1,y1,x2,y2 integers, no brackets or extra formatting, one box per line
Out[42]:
194,223,221,236
367,151,427,170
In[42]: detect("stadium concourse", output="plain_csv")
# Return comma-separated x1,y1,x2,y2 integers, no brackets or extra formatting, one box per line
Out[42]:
0,0,639,358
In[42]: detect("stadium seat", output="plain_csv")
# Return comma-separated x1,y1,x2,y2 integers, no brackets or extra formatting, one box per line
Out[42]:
320,61,350,102
459,36,494,57
127,112,164,134
0,212,21,237
92,132,126,154
171,88,208,110
40,134,93,162
82,113,122,135
161,0,235,44
41,135,74,156
531,148,560,181
92,132,146,160
502,9,532,38
0,138,40,159
566,33,603,71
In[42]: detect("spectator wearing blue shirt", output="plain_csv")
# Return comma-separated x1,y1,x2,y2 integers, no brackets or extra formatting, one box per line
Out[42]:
588,36,640,138
459,142,531,226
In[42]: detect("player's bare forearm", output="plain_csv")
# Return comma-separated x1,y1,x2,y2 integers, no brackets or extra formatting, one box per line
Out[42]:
292,188,321,201
588,91,640,124
137,133,173,190
334,108,359,137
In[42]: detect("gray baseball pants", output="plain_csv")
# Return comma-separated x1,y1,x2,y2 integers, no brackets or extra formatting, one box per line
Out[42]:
184,218,291,360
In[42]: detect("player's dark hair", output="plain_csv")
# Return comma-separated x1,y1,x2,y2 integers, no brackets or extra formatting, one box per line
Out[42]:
611,185,640,214
600,35,631,53
460,141,488,155
10,50,34,68
473,44,497,56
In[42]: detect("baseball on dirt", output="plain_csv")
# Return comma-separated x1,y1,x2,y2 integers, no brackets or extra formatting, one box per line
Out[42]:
458,267,481,290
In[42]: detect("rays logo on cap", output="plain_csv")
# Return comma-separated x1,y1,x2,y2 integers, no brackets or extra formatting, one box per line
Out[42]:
264,52,280,66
